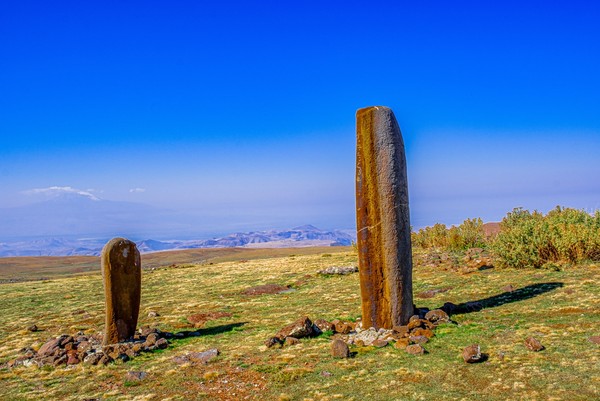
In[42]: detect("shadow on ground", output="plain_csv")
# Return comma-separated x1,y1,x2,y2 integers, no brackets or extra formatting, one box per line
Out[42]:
442,282,564,315
173,322,248,338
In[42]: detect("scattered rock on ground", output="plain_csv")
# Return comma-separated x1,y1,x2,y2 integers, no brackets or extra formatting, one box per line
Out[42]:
502,285,515,292
313,319,334,332
525,337,545,352
275,316,317,340
424,309,450,324
331,339,350,358
462,344,484,363
5,325,220,368
173,349,220,365
125,371,147,381
406,344,426,355
588,336,600,344
318,266,358,275
27,324,39,332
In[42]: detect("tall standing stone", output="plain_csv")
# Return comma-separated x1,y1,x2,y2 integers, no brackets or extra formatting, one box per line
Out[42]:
101,237,141,345
356,106,413,329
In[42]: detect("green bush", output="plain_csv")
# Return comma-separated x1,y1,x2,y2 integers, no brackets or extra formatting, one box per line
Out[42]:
412,218,486,251
492,206,600,268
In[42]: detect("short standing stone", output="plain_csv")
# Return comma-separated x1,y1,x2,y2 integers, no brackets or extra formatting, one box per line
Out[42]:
525,337,545,352
356,106,413,329
331,339,350,358
101,238,142,345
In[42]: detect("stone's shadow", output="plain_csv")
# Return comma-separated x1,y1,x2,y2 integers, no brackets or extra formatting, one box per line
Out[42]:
442,282,564,315
172,322,247,338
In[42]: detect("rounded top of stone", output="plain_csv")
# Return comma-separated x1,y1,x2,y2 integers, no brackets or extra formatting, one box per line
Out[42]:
356,106,393,117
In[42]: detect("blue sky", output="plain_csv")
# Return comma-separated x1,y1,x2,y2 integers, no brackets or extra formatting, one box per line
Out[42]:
1,1,599,235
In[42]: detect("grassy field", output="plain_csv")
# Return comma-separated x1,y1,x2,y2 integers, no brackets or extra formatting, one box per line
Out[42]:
0,246,346,283
0,247,598,400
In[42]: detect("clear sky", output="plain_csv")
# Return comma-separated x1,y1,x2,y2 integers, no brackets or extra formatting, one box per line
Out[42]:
1,1,599,234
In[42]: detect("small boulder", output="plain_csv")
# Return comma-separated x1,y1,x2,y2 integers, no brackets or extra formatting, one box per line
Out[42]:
425,309,450,324
276,316,316,339
38,338,61,356
83,352,103,366
411,328,434,339
524,337,545,352
313,319,335,332
155,338,168,349
147,311,159,318
265,336,283,348
588,336,600,344
27,324,39,332
394,338,410,349
331,339,350,358
125,371,147,381
409,335,429,345
462,344,484,363
372,339,390,348
392,325,409,338
405,344,426,355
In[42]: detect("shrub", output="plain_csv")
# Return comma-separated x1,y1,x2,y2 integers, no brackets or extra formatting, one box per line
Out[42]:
492,206,600,268
412,218,486,251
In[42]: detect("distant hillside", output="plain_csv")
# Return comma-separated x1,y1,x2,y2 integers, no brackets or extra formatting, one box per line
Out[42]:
0,225,355,257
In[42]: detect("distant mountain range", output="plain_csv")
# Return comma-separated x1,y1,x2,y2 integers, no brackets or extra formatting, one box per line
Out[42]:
0,225,355,257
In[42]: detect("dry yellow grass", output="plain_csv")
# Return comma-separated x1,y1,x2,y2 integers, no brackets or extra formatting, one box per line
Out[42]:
0,248,598,400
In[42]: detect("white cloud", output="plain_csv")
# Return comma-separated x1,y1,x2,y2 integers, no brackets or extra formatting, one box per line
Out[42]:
129,188,146,193
23,186,101,201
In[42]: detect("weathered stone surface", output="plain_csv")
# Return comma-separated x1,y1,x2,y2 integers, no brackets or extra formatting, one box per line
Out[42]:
125,371,147,381
174,348,220,365
425,309,450,324
462,344,484,363
38,337,62,356
394,338,410,349
275,316,316,339
409,335,429,345
525,337,545,352
265,336,283,348
101,238,141,345
356,106,413,329
405,344,426,355
313,319,335,332
331,339,350,358
318,266,359,275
